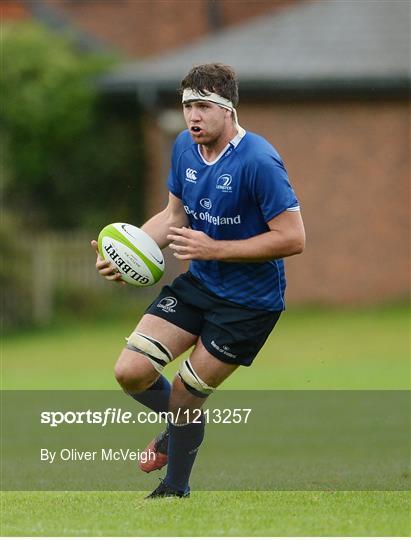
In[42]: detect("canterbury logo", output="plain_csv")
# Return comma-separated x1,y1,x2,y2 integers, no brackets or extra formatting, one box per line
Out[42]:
185,168,198,181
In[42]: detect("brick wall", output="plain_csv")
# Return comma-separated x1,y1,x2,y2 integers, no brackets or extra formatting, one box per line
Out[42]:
1,2,30,20
240,98,410,305
46,0,207,57
42,0,303,57
220,0,302,26
145,98,409,306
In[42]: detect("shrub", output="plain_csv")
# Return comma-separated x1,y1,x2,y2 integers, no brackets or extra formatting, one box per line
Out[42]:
2,21,144,231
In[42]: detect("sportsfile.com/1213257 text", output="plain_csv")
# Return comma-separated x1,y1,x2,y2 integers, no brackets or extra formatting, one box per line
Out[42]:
40,408,252,427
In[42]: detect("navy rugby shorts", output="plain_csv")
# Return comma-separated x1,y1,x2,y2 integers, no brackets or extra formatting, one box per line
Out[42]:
145,272,281,366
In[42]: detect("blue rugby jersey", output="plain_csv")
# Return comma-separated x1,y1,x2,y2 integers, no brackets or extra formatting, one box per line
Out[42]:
167,129,300,311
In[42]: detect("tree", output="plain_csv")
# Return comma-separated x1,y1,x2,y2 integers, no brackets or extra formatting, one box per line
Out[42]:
2,21,144,230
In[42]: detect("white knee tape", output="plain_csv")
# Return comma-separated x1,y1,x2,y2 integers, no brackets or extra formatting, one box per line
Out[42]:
126,332,173,373
178,358,215,397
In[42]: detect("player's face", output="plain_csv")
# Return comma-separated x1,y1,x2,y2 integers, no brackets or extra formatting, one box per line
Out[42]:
183,101,230,146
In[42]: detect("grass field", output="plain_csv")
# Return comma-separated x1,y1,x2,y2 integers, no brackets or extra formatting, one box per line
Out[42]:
1,304,410,536
2,491,409,537
3,303,409,390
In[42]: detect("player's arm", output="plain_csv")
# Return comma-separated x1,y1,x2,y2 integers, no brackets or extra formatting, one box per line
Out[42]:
215,209,305,262
168,209,305,262
141,192,188,249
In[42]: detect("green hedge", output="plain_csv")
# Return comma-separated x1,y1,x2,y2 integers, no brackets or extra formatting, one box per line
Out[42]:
2,21,145,231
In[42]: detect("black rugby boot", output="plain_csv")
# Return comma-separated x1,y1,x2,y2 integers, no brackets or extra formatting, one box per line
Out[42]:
145,479,190,499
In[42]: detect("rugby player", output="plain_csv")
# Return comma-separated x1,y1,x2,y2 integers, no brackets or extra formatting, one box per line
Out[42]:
91,63,305,498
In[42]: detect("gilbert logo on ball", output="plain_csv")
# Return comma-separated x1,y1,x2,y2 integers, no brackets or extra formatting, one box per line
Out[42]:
98,223,165,286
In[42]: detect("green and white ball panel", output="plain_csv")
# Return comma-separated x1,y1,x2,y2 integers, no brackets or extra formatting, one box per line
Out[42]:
97,223,165,287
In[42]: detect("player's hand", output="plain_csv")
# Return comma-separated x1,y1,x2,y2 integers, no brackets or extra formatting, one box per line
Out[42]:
167,227,217,261
90,240,125,285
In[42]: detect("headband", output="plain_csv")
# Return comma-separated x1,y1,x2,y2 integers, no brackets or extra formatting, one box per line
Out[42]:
182,89,234,110
181,88,244,135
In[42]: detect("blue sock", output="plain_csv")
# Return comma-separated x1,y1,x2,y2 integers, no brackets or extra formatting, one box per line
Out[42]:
165,415,205,492
129,374,171,413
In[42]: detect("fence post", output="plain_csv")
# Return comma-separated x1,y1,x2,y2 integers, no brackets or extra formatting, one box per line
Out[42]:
31,238,53,324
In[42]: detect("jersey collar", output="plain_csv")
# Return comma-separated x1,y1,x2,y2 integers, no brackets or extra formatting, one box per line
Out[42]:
197,128,246,166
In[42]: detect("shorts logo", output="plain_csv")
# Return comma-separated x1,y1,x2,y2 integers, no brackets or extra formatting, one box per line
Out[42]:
157,296,177,313
185,168,198,183
216,174,233,192
210,340,237,358
200,198,212,210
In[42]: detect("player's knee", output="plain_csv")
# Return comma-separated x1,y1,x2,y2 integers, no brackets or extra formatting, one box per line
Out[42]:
114,331,174,393
114,359,155,393
125,331,173,373
177,358,215,399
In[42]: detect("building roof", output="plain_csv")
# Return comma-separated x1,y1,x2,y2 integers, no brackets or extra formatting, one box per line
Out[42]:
100,0,411,99
23,0,109,53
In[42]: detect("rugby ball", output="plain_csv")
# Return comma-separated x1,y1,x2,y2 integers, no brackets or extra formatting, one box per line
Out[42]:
97,223,164,287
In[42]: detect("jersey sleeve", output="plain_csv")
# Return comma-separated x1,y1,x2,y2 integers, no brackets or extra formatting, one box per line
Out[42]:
167,136,183,198
251,154,300,222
